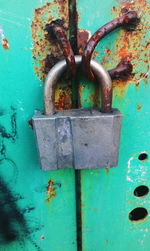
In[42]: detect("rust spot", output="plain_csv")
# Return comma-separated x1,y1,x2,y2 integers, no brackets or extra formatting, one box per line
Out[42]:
135,82,140,88
46,180,56,203
28,119,33,129
105,49,111,55
93,51,99,59
77,29,91,54
105,168,109,173
55,85,73,110
137,104,142,110
2,38,9,50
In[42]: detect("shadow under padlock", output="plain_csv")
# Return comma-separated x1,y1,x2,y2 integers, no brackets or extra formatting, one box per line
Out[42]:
32,55,122,170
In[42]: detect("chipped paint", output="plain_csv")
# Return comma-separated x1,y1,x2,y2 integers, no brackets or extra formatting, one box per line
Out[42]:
127,151,150,183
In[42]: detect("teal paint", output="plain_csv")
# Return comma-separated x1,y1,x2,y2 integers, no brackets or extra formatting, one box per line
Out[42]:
0,1,77,250
77,0,150,250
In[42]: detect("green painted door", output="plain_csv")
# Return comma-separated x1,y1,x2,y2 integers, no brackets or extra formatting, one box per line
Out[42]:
0,0,149,251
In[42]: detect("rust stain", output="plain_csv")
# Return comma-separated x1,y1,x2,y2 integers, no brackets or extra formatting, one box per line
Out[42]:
105,168,110,173
55,85,73,110
93,50,99,59
77,29,91,54
137,104,142,110
0,26,9,50
46,180,57,203
31,1,68,81
104,49,111,56
2,38,9,50
101,0,150,95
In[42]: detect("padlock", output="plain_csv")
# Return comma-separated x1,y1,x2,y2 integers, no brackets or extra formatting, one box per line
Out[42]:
32,55,122,170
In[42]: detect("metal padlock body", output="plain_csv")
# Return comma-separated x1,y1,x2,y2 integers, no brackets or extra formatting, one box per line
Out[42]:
32,56,122,170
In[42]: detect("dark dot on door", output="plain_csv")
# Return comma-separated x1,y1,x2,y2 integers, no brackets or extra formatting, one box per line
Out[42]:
138,153,148,161
129,207,148,221
134,185,149,197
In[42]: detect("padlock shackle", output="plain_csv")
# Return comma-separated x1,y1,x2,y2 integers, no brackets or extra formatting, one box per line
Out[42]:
44,55,112,115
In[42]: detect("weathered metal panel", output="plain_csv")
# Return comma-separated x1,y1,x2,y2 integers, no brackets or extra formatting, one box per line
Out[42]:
0,1,77,250
77,0,150,250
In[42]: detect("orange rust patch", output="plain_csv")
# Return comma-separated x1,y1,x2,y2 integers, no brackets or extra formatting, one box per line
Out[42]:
101,0,150,96
2,38,9,49
104,49,111,55
31,1,68,81
93,50,99,59
46,180,56,203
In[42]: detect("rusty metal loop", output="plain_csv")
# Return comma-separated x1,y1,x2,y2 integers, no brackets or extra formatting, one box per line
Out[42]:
46,20,76,76
82,11,139,81
44,55,112,115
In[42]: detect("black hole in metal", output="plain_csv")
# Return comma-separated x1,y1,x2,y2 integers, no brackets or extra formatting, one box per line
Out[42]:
134,185,149,197
138,153,148,161
129,207,148,221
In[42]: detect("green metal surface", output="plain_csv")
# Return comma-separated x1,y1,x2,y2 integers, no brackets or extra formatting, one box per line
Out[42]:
0,0,150,250
77,0,150,250
0,1,77,250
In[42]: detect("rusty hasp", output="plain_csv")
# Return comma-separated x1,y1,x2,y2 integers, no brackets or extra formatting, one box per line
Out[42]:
108,60,133,80
45,19,76,77
82,11,139,81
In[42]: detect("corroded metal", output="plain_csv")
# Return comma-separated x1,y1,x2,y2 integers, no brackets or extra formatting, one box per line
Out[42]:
109,60,133,80
82,11,139,81
46,19,76,76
